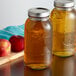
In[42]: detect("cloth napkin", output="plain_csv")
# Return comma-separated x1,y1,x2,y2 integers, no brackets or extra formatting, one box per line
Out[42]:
0,24,24,40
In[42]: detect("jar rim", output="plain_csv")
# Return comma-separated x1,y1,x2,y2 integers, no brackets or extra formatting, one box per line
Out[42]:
28,8,50,18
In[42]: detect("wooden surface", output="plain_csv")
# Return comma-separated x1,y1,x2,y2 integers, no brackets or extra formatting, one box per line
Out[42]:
0,56,76,76
0,57,24,76
0,51,24,66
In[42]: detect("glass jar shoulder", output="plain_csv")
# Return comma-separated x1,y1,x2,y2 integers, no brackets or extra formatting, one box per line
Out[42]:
50,8,75,19
25,18,51,31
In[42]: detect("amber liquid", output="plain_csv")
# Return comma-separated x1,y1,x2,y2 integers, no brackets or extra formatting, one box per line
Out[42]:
24,19,52,69
50,8,75,57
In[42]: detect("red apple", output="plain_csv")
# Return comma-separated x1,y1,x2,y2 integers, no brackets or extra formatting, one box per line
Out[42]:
0,39,11,57
9,35,24,52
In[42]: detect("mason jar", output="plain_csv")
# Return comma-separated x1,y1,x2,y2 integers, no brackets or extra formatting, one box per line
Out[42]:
24,8,52,70
50,0,76,57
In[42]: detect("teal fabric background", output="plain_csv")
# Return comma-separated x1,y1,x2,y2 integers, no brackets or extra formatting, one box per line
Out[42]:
0,24,24,40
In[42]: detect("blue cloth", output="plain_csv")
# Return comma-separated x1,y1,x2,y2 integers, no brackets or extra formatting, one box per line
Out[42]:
0,24,24,40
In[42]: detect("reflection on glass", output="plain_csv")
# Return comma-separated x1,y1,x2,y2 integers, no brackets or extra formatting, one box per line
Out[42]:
24,66,51,76
52,56,75,76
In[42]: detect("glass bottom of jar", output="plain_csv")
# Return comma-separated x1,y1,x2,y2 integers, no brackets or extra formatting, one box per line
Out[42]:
24,64,49,70
52,51,74,57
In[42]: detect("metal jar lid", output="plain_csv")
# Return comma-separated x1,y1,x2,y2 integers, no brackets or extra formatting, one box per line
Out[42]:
54,0,75,8
28,8,50,18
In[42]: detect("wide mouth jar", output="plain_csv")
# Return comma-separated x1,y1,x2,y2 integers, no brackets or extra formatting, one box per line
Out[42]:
28,8,50,21
54,0,75,8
